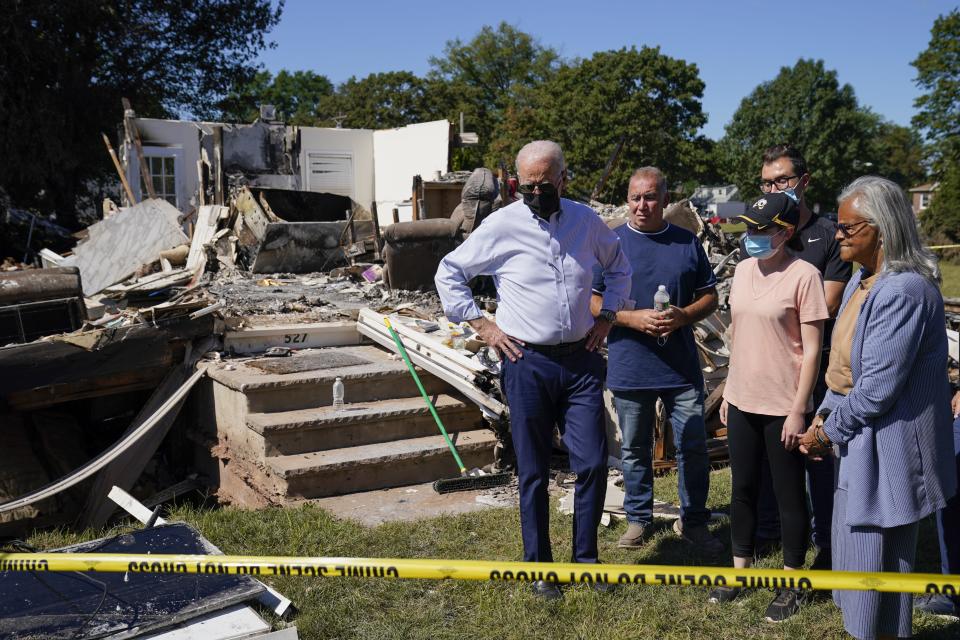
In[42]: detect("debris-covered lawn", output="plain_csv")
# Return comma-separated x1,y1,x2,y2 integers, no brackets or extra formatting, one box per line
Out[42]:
25,470,958,640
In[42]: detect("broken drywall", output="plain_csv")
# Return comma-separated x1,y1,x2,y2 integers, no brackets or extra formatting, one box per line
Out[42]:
71,199,188,295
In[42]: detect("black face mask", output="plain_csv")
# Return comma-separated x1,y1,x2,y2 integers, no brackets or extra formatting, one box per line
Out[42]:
523,191,561,218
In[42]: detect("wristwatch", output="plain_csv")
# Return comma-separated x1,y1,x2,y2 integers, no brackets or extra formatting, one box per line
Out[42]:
599,309,617,323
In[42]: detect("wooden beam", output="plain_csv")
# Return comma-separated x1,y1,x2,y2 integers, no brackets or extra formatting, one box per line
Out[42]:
411,175,422,220
6,365,174,411
370,201,383,257
100,132,137,205
122,97,157,200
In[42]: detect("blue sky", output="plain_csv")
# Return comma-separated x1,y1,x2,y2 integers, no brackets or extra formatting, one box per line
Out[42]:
257,1,955,140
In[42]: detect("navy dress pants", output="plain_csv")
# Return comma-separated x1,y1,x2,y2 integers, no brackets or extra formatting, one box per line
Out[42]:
501,345,608,563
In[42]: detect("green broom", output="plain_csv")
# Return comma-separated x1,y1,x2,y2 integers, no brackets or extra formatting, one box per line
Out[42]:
383,318,512,494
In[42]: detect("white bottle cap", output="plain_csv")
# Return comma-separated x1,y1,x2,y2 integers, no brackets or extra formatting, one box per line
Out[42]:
658,285,666,291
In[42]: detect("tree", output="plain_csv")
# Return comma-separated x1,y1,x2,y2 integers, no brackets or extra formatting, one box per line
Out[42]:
911,9,960,250
869,120,926,190
219,70,333,125
318,72,449,130
912,9,960,169
716,59,878,212
428,23,559,165
490,47,709,203
0,0,282,227
919,164,960,252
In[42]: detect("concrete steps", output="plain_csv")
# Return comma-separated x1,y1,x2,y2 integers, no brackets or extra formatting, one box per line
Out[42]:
247,394,482,456
206,344,448,414
267,429,498,499
204,342,497,506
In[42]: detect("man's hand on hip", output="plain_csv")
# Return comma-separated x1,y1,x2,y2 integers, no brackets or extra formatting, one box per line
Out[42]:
468,317,524,362
585,318,612,351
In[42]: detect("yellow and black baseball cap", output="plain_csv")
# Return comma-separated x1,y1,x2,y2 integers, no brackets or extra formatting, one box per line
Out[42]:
738,192,799,230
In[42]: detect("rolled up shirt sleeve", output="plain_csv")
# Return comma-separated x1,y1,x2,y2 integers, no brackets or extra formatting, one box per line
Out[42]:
593,220,631,311
434,223,499,323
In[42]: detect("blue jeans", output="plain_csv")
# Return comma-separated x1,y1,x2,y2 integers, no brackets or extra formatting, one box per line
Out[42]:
613,386,711,527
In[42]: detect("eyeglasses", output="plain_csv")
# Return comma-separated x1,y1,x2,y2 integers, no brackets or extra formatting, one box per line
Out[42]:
758,175,799,193
837,220,871,238
517,182,558,195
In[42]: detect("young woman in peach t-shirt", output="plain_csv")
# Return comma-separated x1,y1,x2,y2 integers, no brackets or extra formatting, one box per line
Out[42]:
709,192,828,622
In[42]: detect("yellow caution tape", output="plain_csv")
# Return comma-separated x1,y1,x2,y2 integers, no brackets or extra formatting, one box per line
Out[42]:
2,553,959,596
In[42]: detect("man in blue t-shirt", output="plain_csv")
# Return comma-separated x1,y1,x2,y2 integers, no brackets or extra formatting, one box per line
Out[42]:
591,167,723,554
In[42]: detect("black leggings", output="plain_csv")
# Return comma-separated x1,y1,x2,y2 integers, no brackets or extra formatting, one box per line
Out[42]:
727,403,810,568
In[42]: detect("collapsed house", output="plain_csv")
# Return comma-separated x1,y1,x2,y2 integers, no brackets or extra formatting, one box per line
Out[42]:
3,109,959,623
116,108,471,227
2,106,959,636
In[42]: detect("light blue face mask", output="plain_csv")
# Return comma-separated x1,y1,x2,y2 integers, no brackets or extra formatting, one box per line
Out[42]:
744,231,784,259
780,188,799,204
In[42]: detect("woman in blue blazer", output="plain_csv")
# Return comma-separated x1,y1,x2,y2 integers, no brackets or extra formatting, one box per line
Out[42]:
800,176,956,639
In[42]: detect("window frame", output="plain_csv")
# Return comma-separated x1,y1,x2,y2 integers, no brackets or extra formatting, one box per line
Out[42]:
131,146,185,208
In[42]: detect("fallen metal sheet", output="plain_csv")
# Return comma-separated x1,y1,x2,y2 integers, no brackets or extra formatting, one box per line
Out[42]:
224,321,362,355
0,523,264,640
251,222,340,273
138,604,269,640
250,220,374,273
0,368,204,515
246,350,370,374
108,487,294,619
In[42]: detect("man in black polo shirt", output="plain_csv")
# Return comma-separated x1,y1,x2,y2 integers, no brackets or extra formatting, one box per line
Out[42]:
741,144,852,570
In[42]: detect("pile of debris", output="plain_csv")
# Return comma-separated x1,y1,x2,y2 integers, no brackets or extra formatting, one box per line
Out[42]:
0,486,299,639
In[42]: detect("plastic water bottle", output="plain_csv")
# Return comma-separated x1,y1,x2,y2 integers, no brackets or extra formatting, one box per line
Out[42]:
653,285,670,312
653,285,670,347
332,377,344,412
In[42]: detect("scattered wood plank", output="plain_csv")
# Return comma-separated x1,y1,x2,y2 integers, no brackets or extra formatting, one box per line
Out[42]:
123,97,157,199
101,132,137,204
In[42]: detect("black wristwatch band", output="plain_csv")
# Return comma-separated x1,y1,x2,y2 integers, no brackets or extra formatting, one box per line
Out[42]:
599,309,616,323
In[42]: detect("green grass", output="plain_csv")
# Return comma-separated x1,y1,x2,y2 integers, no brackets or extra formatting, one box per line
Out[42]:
719,222,746,234
940,260,960,298
24,470,957,640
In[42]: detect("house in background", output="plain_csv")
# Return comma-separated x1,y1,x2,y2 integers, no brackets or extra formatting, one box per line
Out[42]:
690,184,746,220
119,111,468,228
909,182,939,216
